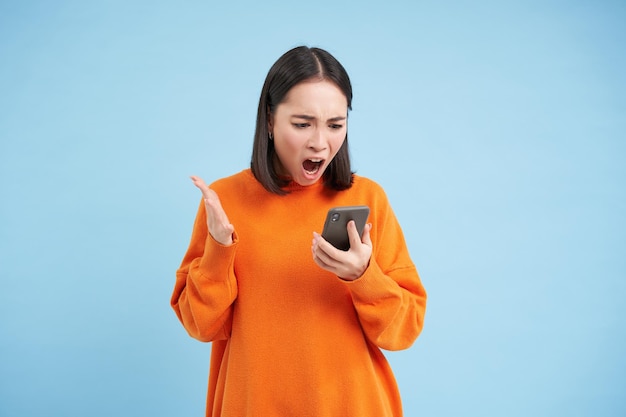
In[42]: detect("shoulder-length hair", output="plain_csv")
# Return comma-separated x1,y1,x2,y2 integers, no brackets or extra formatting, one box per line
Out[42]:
250,46,354,195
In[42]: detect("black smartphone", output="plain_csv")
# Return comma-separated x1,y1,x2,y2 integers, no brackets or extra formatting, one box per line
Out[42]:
321,206,370,251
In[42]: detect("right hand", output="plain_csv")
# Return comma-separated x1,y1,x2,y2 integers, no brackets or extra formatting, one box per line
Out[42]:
312,221,373,281
190,175,234,246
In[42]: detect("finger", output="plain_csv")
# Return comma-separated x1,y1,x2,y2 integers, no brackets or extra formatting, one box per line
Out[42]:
190,175,212,199
189,175,207,189
314,237,346,271
314,244,337,268
312,232,321,251
361,223,372,246
313,247,341,274
313,232,338,258
347,220,362,249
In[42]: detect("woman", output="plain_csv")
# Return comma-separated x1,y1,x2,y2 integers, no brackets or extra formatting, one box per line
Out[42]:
171,46,427,417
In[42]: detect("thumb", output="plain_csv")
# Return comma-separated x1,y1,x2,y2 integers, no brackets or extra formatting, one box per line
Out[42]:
347,220,364,249
361,223,372,247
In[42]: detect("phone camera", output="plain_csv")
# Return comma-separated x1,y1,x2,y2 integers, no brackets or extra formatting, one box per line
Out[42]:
331,213,340,222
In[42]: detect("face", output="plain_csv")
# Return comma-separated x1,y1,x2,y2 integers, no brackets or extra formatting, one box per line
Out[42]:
269,79,348,187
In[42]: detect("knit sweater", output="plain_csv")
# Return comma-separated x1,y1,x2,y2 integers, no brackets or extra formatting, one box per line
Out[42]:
171,169,427,417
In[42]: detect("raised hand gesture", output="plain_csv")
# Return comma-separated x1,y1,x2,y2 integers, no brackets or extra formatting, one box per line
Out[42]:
190,175,235,246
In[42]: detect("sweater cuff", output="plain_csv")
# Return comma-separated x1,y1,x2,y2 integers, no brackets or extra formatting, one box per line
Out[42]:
342,258,394,304
198,231,238,272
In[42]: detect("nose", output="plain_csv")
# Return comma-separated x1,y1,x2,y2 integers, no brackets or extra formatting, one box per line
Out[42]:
307,128,327,151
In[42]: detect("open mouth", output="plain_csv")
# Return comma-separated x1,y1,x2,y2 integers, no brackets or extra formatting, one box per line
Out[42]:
302,158,324,175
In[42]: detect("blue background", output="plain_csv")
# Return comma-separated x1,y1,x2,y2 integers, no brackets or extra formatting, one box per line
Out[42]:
1,1,624,416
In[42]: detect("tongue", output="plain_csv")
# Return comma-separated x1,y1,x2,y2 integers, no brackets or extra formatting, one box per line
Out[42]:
303,160,319,172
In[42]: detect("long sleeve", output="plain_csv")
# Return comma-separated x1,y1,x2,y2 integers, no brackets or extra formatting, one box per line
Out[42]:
171,200,239,342
345,196,427,351
171,170,426,417
346,260,425,351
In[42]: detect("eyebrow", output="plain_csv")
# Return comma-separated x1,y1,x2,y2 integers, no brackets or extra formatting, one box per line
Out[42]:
291,114,347,122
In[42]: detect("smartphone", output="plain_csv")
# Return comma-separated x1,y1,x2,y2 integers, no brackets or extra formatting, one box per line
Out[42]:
321,206,370,251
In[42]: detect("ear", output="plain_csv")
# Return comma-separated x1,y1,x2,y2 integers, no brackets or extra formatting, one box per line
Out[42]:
267,108,274,132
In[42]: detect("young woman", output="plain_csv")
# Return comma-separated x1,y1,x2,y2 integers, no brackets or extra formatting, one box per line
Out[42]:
171,46,427,417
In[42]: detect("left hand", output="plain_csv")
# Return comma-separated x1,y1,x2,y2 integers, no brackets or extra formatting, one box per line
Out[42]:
311,221,373,281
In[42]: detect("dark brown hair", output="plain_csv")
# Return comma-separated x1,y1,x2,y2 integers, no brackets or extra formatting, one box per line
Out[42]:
250,46,354,195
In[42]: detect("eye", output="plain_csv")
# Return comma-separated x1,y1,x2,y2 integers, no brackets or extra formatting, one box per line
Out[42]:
293,123,310,129
329,124,343,130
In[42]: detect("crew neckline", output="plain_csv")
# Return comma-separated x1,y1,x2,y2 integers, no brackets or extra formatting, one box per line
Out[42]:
282,178,324,192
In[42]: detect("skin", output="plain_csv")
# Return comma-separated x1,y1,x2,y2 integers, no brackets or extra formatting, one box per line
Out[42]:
269,79,347,187
191,79,372,280
190,175,234,246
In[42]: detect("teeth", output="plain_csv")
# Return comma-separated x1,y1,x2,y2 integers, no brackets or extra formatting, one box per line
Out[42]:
303,158,323,175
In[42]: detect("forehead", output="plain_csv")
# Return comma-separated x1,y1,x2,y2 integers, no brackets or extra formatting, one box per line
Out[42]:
279,80,348,113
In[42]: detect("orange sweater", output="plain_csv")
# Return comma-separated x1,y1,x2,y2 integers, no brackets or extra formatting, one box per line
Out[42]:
172,169,427,417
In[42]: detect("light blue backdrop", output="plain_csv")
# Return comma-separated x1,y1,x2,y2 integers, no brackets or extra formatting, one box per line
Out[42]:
1,1,624,416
